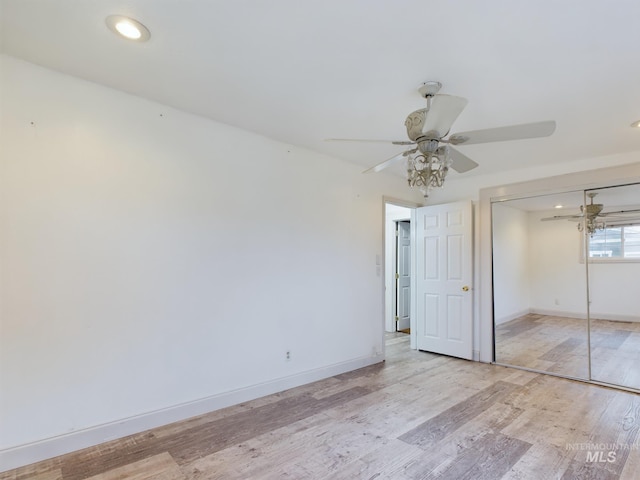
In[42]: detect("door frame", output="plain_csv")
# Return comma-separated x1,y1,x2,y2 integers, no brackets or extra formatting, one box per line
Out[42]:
383,198,420,346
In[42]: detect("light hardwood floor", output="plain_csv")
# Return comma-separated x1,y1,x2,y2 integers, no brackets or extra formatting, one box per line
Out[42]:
3,332,640,479
496,313,640,390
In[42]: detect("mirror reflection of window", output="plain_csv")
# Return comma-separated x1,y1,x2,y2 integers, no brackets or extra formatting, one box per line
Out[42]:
589,225,640,259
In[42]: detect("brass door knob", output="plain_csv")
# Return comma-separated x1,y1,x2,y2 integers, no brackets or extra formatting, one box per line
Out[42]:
462,286,470,292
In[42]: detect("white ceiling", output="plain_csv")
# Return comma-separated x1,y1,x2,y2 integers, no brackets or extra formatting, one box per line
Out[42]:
2,0,640,180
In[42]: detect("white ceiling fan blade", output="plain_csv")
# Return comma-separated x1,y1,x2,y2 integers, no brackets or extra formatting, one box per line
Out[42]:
599,208,640,217
606,218,640,226
325,138,415,146
541,214,583,221
448,121,556,146
362,148,417,174
413,94,468,139
448,147,478,173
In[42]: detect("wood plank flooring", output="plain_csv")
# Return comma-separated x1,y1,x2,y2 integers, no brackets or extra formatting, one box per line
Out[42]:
3,332,640,479
496,313,640,390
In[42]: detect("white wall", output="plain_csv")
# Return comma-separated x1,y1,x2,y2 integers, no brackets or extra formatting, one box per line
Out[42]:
491,203,530,324
0,55,423,468
589,262,640,321
527,210,588,317
528,210,640,321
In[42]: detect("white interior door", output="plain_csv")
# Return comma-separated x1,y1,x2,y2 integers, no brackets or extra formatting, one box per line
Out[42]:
415,201,473,359
396,221,411,331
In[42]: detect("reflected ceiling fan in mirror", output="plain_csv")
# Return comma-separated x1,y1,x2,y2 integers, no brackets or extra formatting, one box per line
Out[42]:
326,81,556,197
541,193,640,236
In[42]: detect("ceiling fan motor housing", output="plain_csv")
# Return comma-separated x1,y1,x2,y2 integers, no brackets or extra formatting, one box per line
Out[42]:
405,110,443,148
582,193,603,218
584,204,604,217
405,94,469,145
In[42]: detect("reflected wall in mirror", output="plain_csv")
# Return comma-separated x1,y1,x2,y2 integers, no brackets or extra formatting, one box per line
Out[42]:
585,183,640,390
492,191,589,379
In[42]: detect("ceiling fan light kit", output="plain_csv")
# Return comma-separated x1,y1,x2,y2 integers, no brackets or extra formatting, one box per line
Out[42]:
407,145,452,197
578,194,606,236
328,81,556,198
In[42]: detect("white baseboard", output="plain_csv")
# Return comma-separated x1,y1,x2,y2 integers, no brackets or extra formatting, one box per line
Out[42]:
531,308,640,323
494,308,532,325
589,312,640,323
0,354,384,473
530,308,587,319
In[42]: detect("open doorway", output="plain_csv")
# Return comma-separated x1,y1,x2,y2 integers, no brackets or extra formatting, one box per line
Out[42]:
384,199,475,360
384,202,413,333
396,221,411,333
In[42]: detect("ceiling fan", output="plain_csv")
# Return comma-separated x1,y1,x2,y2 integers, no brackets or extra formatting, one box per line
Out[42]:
541,192,640,235
327,81,556,197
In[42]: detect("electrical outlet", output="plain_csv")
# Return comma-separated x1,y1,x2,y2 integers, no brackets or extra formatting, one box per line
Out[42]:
285,350,291,361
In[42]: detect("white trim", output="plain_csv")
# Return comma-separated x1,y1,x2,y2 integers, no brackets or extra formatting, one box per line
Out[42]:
0,354,383,472
382,196,422,210
497,309,640,324
472,202,481,361
530,308,640,323
410,207,418,350
589,313,640,323
530,308,587,320
495,308,532,325
381,197,421,352
584,257,640,264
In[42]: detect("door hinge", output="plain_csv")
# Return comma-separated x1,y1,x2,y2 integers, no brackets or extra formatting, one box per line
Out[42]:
395,230,399,236
395,272,399,279
395,316,399,322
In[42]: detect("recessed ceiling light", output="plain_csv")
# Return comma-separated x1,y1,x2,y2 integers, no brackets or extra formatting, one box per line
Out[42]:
105,15,150,42
555,204,563,209
631,120,640,128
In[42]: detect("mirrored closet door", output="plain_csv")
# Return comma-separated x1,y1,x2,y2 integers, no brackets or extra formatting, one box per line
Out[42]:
492,190,589,380
493,183,640,390
585,183,640,390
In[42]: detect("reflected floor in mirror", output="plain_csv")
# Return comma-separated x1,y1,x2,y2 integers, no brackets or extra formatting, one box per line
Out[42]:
496,313,640,389
591,319,640,390
495,313,590,379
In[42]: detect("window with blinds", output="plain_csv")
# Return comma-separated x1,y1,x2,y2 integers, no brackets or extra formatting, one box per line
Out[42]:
588,225,640,259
